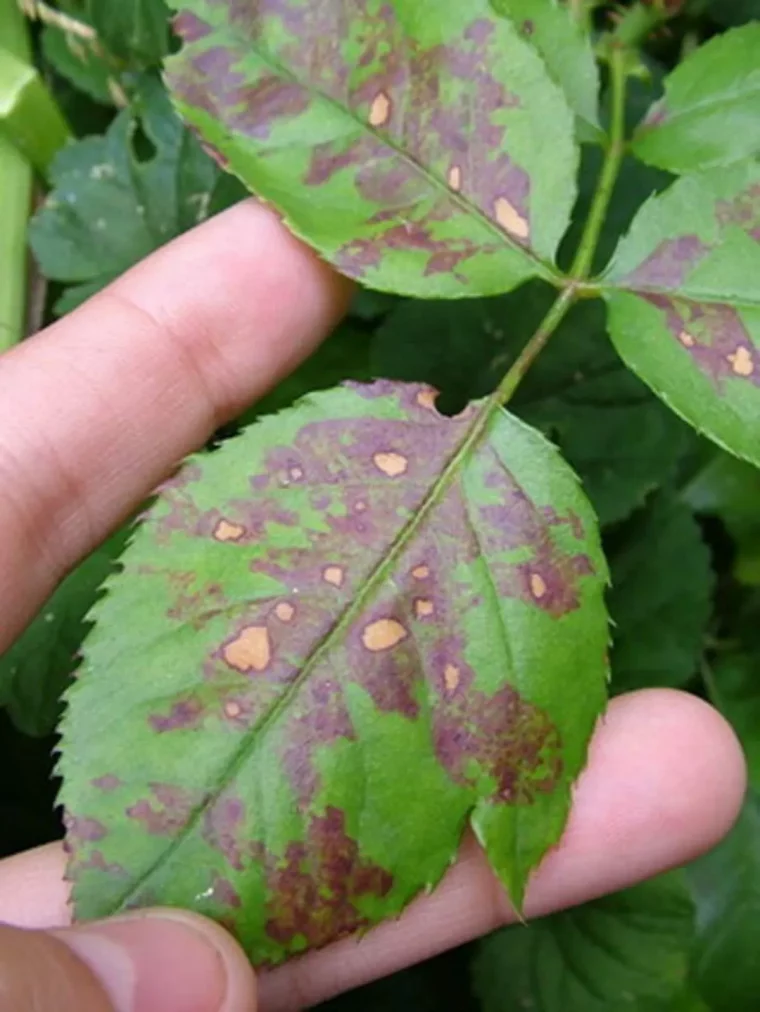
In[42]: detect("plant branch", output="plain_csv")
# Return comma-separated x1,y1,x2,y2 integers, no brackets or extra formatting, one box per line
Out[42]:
17,0,96,40
570,44,629,280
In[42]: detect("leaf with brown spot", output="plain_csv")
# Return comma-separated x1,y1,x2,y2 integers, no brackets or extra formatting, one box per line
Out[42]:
164,0,580,297
602,161,760,468
59,380,608,965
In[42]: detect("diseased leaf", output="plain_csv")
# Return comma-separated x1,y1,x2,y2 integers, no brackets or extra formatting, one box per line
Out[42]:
471,873,695,1012
165,0,579,297
0,532,128,738
683,445,760,585
374,285,689,525
489,0,601,135
29,77,245,313
85,0,172,66
60,380,608,964
632,25,760,173
606,495,713,694
688,793,760,1012
602,162,760,467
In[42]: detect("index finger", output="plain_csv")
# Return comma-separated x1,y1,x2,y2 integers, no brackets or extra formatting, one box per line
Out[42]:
0,201,352,651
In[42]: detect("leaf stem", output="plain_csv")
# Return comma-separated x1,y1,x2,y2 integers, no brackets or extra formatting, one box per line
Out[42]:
0,0,31,350
496,286,577,406
17,0,96,40
570,44,628,281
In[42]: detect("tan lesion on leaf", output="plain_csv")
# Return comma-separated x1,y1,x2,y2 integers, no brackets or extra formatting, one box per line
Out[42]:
412,564,430,580
444,664,461,694
355,500,368,513
530,573,547,600
416,389,438,411
373,451,408,477
448,165,462,192
323,565,345,588
224,701,242,719
494,197,529,240
414,598,434,618
728,345,755,377
289,466,304,481
361,619,408,652
369,91,392,127
274,602,295,623
213,519,245,542
678,330,696,348
223,626,271,673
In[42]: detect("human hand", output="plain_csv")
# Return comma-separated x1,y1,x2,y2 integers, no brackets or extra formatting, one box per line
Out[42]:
0,202,746,1011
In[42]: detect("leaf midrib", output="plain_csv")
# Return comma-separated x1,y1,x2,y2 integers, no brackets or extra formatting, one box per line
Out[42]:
176,15,557,276
108,388,506,913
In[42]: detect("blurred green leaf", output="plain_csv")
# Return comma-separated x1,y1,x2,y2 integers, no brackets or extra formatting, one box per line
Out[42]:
41,24,120,106
472,874,695,1012
607,495,713,693
707,0,760,28
374,285,689,525
688,793,760,1012
707,651,760,791
0,530,128,737
683,448,760,585
85,0,172,66
30,76,245,313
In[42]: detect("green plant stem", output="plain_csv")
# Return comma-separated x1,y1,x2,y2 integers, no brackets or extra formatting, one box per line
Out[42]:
570,44,628,280
0,0,31,350
494,42,630,407
496,287,577,406
608,2,665,48
0,46,71,174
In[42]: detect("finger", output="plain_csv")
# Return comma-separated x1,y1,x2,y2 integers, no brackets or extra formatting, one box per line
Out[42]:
0,690,745,1009
0,201,352,651
0,909,256,1012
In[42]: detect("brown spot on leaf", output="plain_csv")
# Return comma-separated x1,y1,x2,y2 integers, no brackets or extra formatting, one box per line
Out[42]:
149,696,205,733
260,807,393,949
127,784,198,837
323,565,345,588
678,330,696,348
414,598,435,618
91,775,122,792
728,345,755,377
530,573,547,600
223,626,271,673
224,701,242,719
203,797,246,870
412,564,430,580
361,618,408,652
494,196,529,240
275,601,295,622
416,389,438,411
448,165,462,192
369,91,392,127
373,451,408,477
64,815,107,844
214,519,245,542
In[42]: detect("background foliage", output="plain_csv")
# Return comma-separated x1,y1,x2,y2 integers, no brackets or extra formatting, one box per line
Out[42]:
1,0,760,1007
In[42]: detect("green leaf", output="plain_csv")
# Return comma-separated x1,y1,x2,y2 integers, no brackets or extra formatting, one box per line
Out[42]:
471,873,695,1012
707,653,760,790
0,532,128,738
707,0,760,27
59,380,609,964
683,446,760,585
489,0,601,136
606,495,713,693
29,77,245,314
602,161,760,467
41,25,122,107
374,285,689,525
631,25,760,174
688,793,760,1012
165,0,579,297
85,0,172,66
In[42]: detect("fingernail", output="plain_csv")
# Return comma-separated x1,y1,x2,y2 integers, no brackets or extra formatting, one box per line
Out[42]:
54,908,256,1012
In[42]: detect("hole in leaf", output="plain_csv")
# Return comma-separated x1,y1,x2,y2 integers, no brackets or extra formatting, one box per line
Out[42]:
131,125,157,164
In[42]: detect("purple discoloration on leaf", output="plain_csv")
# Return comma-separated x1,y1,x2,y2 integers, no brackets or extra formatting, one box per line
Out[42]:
64,814,107,844
127,784,199,837
92,775,122,792
203,797,247,870
716,182,760,242
643,294,760,390
149,696,206,733
619,235,710,290
173,10,212,42
253,807,393,948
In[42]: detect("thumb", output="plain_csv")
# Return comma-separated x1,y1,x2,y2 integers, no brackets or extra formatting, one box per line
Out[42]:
0,909,257,1012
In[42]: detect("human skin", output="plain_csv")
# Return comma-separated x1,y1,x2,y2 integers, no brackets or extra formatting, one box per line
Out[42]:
0,201,747,1011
